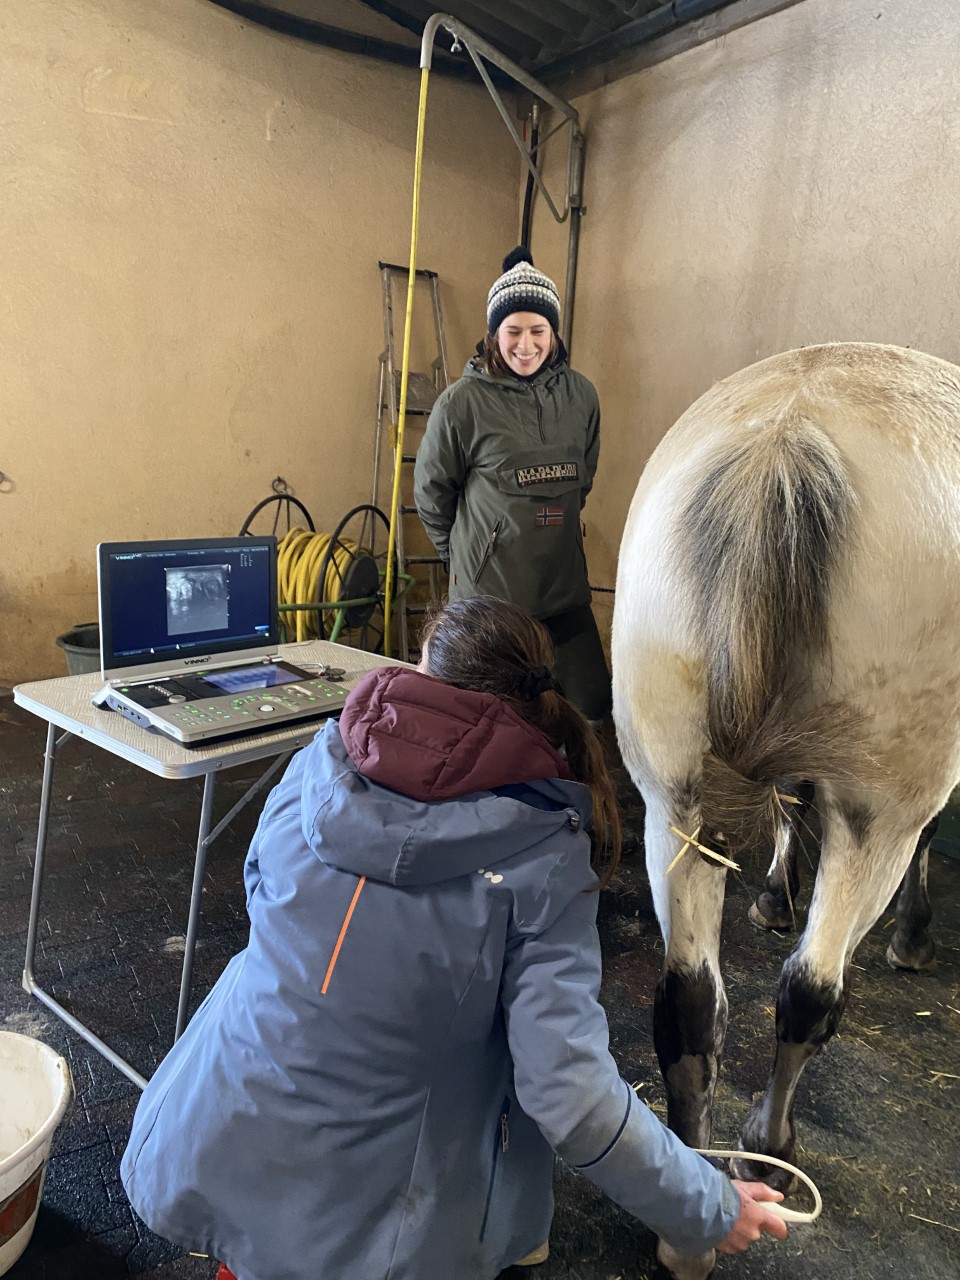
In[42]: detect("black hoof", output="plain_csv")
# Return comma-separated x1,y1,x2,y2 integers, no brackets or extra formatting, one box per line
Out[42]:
748,894,795,931
886,938,937,971
620,827,642,858
730,1152,798,1194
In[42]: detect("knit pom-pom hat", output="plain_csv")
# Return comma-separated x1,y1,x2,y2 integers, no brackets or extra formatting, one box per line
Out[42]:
486,246,561,334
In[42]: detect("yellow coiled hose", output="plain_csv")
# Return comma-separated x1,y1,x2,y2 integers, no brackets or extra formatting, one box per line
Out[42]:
277,528,365,642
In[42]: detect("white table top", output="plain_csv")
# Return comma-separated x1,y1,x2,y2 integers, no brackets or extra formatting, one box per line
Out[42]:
13,641,406,780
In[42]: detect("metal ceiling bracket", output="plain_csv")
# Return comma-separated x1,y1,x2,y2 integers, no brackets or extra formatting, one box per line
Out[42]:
420,13,585,349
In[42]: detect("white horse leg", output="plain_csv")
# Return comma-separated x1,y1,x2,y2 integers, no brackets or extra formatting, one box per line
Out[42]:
887,814,939,970
734,791,930,1187
643,789,728,1280
748,780,814,931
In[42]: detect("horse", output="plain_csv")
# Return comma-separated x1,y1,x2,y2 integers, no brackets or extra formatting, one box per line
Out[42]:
749,780,940,972
611,342,960,1280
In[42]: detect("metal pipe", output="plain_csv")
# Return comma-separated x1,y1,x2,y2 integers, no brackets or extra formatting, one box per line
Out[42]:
561,129,586,355
463,43,572,223
419,14,585,347
420,13,578,123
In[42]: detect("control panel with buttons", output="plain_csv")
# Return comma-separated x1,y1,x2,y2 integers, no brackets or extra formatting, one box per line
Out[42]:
92,660,352,746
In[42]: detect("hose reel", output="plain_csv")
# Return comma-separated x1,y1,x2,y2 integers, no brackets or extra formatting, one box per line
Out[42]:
240,496,395,651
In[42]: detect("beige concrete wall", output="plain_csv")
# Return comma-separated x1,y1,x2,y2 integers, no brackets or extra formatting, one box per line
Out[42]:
0,0,518,681
533,0,960,640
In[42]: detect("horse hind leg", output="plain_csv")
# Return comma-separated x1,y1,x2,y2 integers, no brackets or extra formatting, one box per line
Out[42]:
734,791,931,1191
748,781,815,931
887,813,939,971
644,790,728,1280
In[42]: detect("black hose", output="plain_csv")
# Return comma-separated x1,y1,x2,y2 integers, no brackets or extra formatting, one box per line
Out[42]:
203,1,504,84
238,494,315,536
520,115,541,250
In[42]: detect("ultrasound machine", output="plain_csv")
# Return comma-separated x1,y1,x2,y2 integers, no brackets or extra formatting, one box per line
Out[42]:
92,536,352,745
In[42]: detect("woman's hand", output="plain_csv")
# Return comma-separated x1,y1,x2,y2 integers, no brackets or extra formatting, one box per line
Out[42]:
715,1180,790,1253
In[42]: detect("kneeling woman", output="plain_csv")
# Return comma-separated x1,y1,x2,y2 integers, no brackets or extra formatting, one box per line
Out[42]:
121,598,784,1280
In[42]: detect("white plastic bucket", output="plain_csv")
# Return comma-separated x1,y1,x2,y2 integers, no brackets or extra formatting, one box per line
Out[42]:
0,1033,72,1276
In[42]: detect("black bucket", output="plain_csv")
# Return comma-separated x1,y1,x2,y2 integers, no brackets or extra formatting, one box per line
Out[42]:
931,799,960,864
55,623,101,676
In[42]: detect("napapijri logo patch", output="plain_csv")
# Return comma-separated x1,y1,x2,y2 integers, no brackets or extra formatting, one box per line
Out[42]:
536,506,564,527
515,462,578,487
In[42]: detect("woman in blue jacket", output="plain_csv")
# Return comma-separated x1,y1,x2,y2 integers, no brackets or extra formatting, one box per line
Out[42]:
121,597,786,1280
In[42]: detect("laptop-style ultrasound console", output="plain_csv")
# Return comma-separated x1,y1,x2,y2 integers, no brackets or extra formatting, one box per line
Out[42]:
93,537,349,745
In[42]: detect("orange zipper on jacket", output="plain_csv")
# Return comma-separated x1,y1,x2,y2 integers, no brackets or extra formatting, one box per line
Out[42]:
321,875,366,995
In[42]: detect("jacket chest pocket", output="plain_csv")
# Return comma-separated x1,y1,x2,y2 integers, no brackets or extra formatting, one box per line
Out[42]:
495,447,582,501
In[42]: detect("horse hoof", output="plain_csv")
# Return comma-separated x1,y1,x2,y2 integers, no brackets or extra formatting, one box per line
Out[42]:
656,1239,715,1280
748,898,794,931
886,939,937,972
730,1153,798,1194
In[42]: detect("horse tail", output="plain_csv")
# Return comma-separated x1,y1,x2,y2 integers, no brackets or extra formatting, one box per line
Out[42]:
681,413,864,855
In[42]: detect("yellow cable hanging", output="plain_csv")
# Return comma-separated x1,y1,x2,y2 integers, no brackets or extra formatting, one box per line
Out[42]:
383,64,430,658
277,528,364,643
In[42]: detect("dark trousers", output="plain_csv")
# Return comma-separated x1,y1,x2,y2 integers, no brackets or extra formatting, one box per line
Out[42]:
542,603,611,724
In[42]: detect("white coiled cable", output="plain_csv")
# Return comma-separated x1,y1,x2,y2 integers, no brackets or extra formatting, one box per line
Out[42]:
695,1148,822,1223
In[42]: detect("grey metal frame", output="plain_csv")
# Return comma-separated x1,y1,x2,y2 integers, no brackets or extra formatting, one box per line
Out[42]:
21,722,292,1090
15,639,406,1090
420,13,585,352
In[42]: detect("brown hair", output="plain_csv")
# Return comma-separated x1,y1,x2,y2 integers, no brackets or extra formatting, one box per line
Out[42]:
480,326,561,379
419,597,621,888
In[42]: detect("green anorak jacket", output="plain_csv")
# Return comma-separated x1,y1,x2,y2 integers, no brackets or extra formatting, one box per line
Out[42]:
414,351,600,620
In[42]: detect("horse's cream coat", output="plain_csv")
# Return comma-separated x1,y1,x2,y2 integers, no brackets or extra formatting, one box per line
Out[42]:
613,343,960,1279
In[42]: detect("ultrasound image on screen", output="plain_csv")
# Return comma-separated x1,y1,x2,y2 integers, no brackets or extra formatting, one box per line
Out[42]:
166,565,230,637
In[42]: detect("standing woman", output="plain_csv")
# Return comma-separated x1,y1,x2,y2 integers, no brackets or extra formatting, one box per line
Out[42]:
415,248,610,725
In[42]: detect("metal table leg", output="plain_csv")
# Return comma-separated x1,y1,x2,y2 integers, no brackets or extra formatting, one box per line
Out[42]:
21,724,150,1090
22,722,61,996
21,732,293,1089
175,772,216,1040
174,750,291,1040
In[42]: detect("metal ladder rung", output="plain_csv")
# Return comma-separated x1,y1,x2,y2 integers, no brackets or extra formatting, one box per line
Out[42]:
378,260,438,280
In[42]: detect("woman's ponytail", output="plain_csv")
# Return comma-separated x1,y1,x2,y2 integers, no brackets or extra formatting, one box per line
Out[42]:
420,597,621,888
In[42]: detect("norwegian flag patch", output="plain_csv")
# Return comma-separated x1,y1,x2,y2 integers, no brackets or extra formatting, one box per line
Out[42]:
536,505,565,527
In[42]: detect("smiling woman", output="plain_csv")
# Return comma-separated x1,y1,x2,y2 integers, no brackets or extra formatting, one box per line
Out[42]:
414,248,611,723
494,313,557,377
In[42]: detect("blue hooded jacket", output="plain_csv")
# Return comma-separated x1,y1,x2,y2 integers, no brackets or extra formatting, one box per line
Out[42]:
121,668,737,1279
